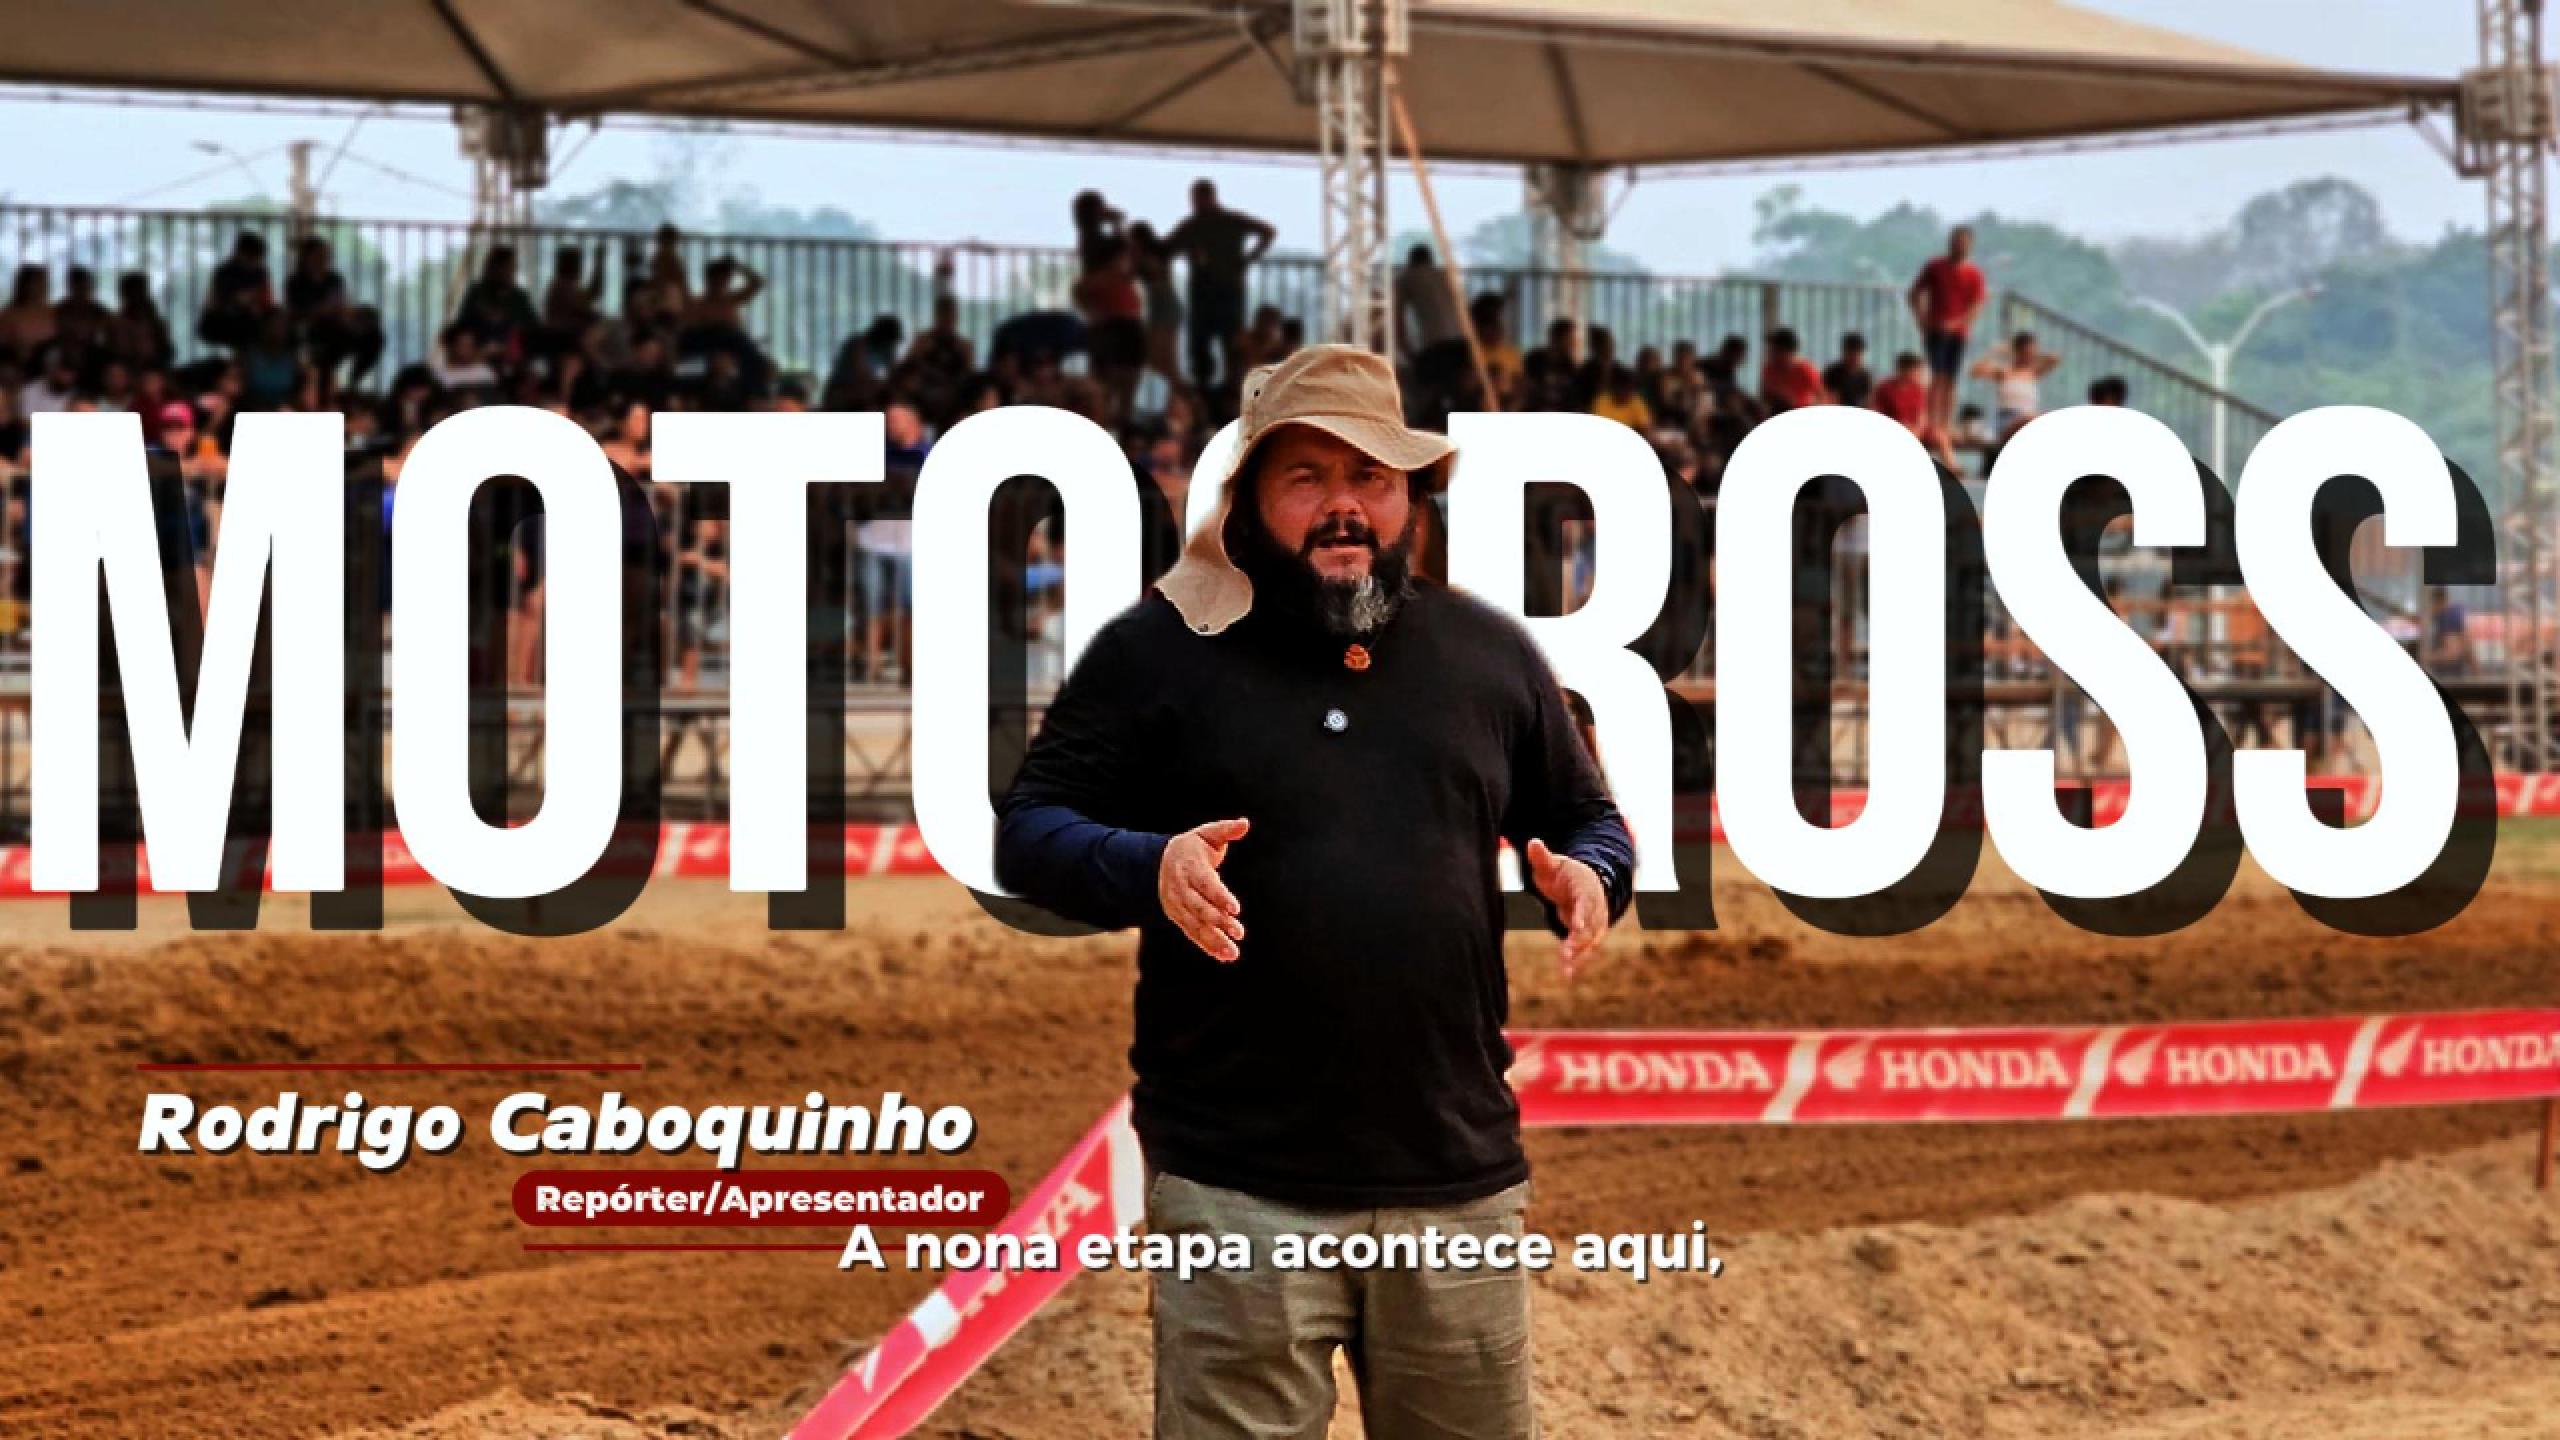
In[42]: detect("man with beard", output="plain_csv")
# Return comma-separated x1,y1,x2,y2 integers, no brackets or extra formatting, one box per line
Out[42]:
995,345,1633,1438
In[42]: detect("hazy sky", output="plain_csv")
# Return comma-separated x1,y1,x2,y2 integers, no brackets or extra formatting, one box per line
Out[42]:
0,2,2494,274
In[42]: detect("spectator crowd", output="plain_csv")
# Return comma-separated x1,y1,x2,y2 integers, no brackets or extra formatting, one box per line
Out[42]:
7,197,2455,737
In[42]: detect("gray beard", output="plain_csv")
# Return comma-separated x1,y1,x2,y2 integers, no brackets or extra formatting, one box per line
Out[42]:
1227,501,1414,642
1314,573,1405,640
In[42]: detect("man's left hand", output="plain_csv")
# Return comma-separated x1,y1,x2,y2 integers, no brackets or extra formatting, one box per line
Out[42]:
1525,838,1607,980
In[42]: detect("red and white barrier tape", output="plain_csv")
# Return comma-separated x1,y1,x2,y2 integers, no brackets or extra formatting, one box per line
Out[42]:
1673,770,2560,841
7,772,2558,898
0,820,942,898
789,1006,2560,1439
789,1098,1145,1440
1506,1009,2560,1126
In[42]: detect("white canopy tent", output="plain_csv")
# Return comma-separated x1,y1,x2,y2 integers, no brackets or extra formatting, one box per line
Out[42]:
2,0,2450,164
2,1,2462,350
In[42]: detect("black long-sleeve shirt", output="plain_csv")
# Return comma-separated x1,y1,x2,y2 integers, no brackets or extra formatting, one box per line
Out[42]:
994,583,1635,1207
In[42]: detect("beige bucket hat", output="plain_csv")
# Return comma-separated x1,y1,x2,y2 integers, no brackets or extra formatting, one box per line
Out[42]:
1156,343,1457,635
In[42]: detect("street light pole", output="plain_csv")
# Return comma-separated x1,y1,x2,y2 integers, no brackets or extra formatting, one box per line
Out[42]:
2131,286,2317,681
2131,286,2317,480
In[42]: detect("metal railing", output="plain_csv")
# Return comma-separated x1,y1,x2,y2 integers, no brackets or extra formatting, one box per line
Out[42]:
0,204,2265,419
1488,268,1925,367
1997,293,2279,477
0,204,1333,382
0,203,2408,793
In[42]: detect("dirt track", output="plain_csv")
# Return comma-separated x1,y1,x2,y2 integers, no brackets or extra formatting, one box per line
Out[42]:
3,836,2557,1438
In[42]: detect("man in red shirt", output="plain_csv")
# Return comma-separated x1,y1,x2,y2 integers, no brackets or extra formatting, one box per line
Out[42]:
1909,225,1986,437
1756,326,1829,413
1870,349,1952,467
1871,350,1928,430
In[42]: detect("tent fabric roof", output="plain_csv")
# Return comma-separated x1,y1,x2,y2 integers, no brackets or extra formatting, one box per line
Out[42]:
2,0,2455,167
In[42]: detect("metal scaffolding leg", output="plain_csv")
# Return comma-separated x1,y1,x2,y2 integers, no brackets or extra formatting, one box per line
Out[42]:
457,104,551,234
2460,0,2560,769
1295,0,1402,350
1525,162,1606,336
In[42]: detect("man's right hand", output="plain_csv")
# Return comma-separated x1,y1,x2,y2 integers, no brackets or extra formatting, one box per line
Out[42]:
1160,818,1249,962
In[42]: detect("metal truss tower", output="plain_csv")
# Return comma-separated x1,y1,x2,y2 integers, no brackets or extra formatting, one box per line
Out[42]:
1294,0,1403,349
1525,162,1606,332
2461,0,2560,769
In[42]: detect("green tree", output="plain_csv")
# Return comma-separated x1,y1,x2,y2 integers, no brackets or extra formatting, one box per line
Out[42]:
537,179,686,233
1738,177,2500,497
1750,185,2124,321
1390,211,1648,276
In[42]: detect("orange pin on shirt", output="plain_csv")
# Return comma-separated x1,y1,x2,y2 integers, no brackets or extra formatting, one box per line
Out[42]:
1343,644,1372,672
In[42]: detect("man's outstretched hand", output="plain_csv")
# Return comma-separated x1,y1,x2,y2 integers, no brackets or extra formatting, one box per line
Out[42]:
1161,818,1249,962
1526,838,1608,980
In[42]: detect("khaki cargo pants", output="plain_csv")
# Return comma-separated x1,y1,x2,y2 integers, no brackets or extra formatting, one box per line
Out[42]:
1146,1170,1536,1440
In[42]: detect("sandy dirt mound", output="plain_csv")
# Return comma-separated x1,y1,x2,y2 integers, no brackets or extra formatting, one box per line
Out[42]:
928,1138,2560,1439
3,834,2557,1437
361,1137,2560,1440
2097,1373,2560,1440
322,1391,739,1439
